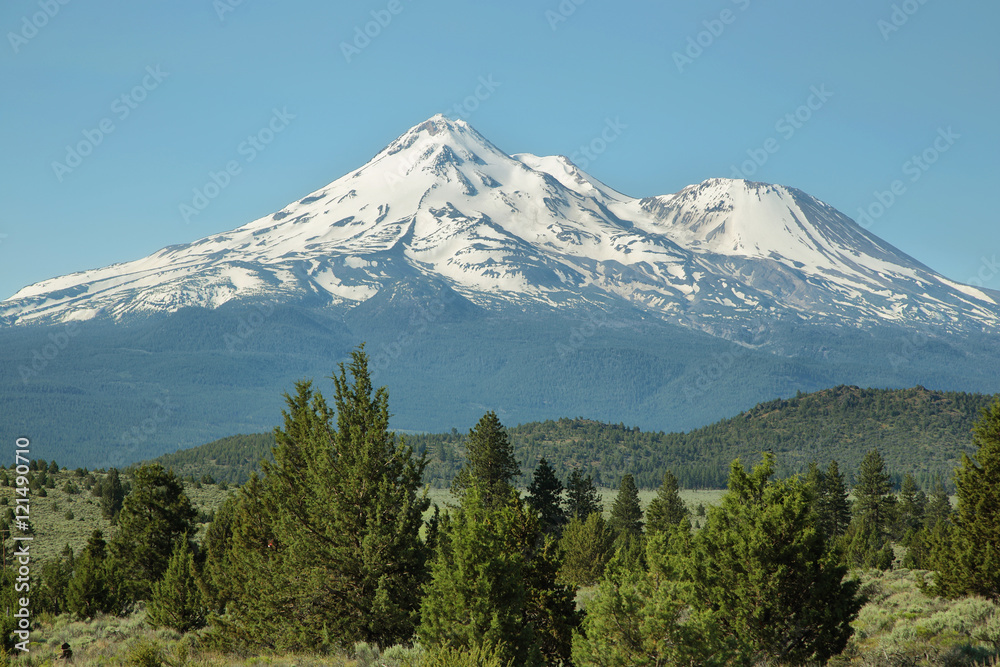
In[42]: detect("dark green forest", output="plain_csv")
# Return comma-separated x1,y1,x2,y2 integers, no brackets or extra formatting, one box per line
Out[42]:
8,347,1000,666
151,385,995,490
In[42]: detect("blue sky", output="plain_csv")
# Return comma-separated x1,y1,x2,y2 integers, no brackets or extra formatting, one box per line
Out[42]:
2,0,998,301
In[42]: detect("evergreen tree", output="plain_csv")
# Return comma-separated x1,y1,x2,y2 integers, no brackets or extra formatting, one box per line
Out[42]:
897,473,927,536
418,487,542,667
931,399,1000,600
843,449,895,569
101,468,126,522
215,347,430,651
67,531,116,618
684,454,864,664
147,537,206,632
608,474,643,539
572,529,735,667
526,457,567,537
820,459,852,539
564,470,601,519
558,511,615,588
924,476,953,527
109,465,197,600
644,469,688,534
452,412,520,509
36,544,74,615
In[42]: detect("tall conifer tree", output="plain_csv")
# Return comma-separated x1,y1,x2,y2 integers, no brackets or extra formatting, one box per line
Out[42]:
451,411,520,510
931,399,1000,600
645,469,688,534
609,474,643,540
564,471,602,519
213,347,430,650
526,457,567,536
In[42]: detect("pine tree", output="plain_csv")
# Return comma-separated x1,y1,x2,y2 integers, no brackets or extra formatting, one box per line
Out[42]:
418,487,542,667
645,469,688,534
109,465,197,601
215,347,430,651
526,457,566,536
99,468,126,523
820,459,852,539
572,529,734,667
452,412,520,509
897,473,927,536
843,449,895,569
558,511,615,588
609,474,643,539
931,399,1000,600
564,470,601,519
67,531,116,618
683,454,864,664
147,537,206,632
924,476,953,527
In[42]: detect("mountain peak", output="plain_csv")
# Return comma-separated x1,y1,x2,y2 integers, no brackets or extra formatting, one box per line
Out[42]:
3,117,998,335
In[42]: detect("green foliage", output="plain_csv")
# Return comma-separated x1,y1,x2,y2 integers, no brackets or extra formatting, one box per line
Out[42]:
931,398,1000,600
67,531,117,618
685,453,864,664
572,529,735,666
147,536,206,632
108,464,197,601
91,467,126,522
608,474,643,540
418,487,543,667
897,472,927,536
844,449,896,570
35,544,74,614
807,459,852,540
564,470,601,519
558,512,615,588
451,411,520,509
525,457,566,536
213,347,430,651
644,469,688,534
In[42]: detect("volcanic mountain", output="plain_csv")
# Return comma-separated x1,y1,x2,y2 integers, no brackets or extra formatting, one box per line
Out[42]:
4,115,998,337
2,115,998,467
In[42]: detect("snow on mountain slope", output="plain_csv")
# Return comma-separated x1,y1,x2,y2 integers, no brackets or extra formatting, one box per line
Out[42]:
3,115,998,338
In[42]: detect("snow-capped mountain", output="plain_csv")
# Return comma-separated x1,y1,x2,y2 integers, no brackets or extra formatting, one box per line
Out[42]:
4,115,998,339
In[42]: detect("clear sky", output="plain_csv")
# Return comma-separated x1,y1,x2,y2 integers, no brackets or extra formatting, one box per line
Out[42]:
2,0,998,301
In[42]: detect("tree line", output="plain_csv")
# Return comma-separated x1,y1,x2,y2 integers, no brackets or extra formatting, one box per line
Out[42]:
5,346,1000,665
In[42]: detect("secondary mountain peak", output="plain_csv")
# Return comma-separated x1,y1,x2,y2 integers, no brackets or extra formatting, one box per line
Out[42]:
3,117,998,336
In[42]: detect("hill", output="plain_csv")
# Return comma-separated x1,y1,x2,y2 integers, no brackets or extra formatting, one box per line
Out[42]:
147,385,995,490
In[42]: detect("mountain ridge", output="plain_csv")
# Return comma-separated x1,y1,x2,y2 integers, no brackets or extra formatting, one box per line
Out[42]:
4,115,997,341
146,384,997,491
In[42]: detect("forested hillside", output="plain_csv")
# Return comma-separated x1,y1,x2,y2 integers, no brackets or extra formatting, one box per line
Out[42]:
150,385,995,490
